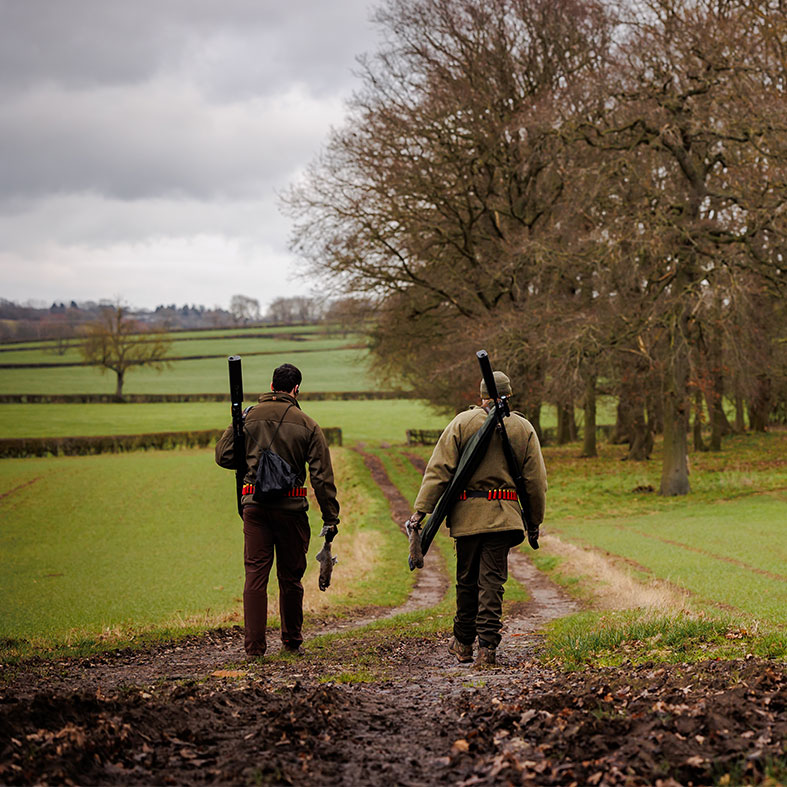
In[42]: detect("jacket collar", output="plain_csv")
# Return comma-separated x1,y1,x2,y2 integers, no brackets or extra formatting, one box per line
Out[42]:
258,391,301,409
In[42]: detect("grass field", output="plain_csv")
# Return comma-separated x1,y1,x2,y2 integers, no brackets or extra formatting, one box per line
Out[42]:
0,348,377,395
551,499,787,622
0,334,362,366
547,435,787,625
0,447,413,656
0,323,333,352
0,400,450,444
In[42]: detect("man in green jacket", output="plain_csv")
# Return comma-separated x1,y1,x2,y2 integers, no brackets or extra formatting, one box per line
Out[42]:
215,363,340,658
407,371,547,666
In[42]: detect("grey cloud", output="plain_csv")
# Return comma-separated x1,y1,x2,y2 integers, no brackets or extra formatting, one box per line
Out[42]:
0,193,287,250
0,0,380,306
0,0,379,98
0,80,344,200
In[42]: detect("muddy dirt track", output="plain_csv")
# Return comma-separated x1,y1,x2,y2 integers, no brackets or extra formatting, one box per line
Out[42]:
1,457,785,785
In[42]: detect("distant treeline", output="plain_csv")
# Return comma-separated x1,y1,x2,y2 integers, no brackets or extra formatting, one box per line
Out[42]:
0,295,361,343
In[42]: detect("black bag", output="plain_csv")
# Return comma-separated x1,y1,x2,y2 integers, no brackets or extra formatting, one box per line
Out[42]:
251,404,299,502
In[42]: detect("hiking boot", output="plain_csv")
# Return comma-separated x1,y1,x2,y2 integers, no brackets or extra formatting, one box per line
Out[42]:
474,645,496,668
282,645,303,657
448,636,473,663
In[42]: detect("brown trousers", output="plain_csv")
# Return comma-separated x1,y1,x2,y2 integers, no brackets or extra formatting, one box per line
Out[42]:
453,531,512,649
242,504,311,656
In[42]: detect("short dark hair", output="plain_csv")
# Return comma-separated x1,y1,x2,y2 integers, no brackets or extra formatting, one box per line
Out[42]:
272,363,302,392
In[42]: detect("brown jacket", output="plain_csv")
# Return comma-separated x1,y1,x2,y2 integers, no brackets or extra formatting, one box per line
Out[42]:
414,405,547,539
215,392,340,526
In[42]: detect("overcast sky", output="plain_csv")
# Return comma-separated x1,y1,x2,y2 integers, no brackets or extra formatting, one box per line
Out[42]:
0,0,379,311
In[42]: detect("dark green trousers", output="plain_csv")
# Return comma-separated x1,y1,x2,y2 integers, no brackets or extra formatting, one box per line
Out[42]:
453,531,512,649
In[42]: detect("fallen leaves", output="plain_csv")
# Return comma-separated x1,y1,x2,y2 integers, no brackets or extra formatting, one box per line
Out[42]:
1,652,785,786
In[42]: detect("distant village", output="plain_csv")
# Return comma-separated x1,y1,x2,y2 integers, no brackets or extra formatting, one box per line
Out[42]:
0,295,336,342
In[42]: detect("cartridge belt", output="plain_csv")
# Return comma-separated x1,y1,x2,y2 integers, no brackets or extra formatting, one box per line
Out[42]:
457,489,518,501
242,484,307,497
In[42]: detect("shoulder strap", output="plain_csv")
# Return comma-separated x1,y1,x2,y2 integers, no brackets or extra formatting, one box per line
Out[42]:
265,403,295,451
245,403,295,452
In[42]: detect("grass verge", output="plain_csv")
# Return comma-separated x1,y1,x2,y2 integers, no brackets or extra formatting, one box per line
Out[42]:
541,609,787,669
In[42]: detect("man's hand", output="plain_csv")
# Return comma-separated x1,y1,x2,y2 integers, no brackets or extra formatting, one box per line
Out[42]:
404,511,424,535
527,527,540,550
319,524,338,542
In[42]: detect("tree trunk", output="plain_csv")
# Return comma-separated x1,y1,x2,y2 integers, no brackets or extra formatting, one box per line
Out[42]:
749,373,771,431
581,372,597,458
557,401,574,445
115,369,125,401
627,408,653,460
660,285,692,495
693,389,707,452
647,389,664,435
527,403,543,443
706,386,732,448
611,398,630,444
661,382,691,495
734,393,746,433
706,308,727,450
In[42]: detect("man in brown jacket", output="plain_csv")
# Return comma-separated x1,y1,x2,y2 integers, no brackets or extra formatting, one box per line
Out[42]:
407,371,547,666
215,363,340,658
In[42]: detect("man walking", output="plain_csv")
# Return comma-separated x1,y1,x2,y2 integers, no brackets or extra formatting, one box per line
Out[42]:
407,370,546,666
216,363,340,658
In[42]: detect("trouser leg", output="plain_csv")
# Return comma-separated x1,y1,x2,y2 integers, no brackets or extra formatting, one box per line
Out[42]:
274,511,311,649
242,505,275,656
453,535,482,645
476,533,510,649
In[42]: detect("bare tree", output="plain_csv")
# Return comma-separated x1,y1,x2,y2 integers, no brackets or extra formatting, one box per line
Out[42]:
266,297,324,324
286,0,611,422
79,305,171,400
575,0,787,493
229,295,261,325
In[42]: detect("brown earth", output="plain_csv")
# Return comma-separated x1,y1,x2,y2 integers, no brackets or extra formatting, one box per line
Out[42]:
1,454,784,786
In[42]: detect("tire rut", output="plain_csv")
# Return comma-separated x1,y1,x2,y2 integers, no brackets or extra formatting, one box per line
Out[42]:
351,444,449,618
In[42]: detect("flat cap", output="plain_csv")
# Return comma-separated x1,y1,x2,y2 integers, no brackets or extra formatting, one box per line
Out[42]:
480,371,512,399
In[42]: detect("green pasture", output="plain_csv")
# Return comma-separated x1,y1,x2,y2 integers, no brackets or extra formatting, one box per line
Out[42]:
541,429,787,520
0,348,376,395
0,399,448,444
542,610,787,667
0,333,361,366
0,323,332,353
0,399,588,444
0,446,412,655
0,450,242,642
550,499,787,623
166,324,331,339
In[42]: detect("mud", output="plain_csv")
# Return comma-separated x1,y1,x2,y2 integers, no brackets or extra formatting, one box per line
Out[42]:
2,644,784,786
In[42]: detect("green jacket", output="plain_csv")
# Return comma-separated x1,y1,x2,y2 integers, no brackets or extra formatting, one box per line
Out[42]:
215,392,340,526
414,405,547,539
